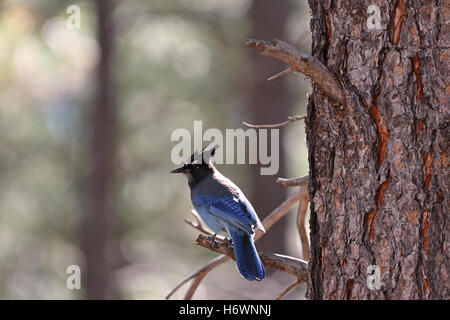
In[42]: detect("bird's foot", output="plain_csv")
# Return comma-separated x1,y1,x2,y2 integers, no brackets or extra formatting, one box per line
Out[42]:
224,237,233,247
209,234,217,248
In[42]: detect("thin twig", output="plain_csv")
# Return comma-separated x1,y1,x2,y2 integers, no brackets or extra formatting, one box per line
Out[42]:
276,175,309,187
165,255,228,300
196,235,309,280
243,115,306,129
267,67,292,81
246,38,346,104
255,188,305,240
183,255,228,300
275,278,302,300
184,209,214,236
297,188,310,261
166,188,305,299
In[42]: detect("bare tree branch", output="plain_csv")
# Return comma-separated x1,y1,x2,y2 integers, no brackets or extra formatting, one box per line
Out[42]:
184,209,214,236
243,115,306,129
166,188,305,299
267,67,292,81
246,39,346,104
297,188,310,261
276,175,309,187
165,255,229,300
196,234,309,281
255,188,305,239
275,278,302,300
258,252,308,281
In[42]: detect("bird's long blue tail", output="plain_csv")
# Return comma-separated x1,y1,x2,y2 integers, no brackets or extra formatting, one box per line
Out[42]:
229,228,265,281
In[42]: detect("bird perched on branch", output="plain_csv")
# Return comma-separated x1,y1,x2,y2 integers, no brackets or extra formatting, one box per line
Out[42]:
171,143,265,281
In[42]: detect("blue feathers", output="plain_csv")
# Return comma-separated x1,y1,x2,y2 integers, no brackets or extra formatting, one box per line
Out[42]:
194,195,255,234
172,144,265,281
228,228,265,281
190,172,266,281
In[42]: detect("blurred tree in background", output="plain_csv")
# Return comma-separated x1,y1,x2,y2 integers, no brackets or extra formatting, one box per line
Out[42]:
246,0,294,258
0,0,310,299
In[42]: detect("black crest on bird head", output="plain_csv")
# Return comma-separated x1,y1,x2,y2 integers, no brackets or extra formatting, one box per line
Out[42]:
171,143,219,185
186,143,218,166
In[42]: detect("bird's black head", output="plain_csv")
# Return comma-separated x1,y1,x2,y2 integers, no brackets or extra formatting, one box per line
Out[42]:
170,143,218,186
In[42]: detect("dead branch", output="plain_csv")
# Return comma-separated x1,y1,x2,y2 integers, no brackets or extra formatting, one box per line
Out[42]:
165,255,229,300
276,175,309,187
255,188,305,239
267,67,292,81
196,234,309,281
243,115,306,129
297,188,310,261
258,252,308,281
184,209,214,236
246,39,346,104
275,278,302,300
166,188,305,299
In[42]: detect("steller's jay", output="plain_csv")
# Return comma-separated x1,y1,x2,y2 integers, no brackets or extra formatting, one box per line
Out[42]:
171,143,265,281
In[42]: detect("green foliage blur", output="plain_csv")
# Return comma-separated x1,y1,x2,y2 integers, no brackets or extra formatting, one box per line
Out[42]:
0,0,310,299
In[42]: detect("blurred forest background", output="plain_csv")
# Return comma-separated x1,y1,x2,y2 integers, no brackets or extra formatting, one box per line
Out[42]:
0,0,311,299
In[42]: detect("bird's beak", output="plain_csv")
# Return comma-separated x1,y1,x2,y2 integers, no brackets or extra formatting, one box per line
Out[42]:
170,166,184,173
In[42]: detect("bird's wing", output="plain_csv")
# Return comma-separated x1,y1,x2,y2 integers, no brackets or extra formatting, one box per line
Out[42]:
236,193,265,233
197,194,255,234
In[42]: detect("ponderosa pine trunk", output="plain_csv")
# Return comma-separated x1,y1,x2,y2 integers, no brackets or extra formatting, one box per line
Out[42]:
306,0,449,299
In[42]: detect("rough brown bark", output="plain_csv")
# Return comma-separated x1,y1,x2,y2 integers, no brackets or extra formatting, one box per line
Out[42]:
306,0,449,299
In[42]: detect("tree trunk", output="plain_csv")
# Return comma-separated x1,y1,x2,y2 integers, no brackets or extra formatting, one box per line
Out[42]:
81,0,117,299
306,0,449,299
